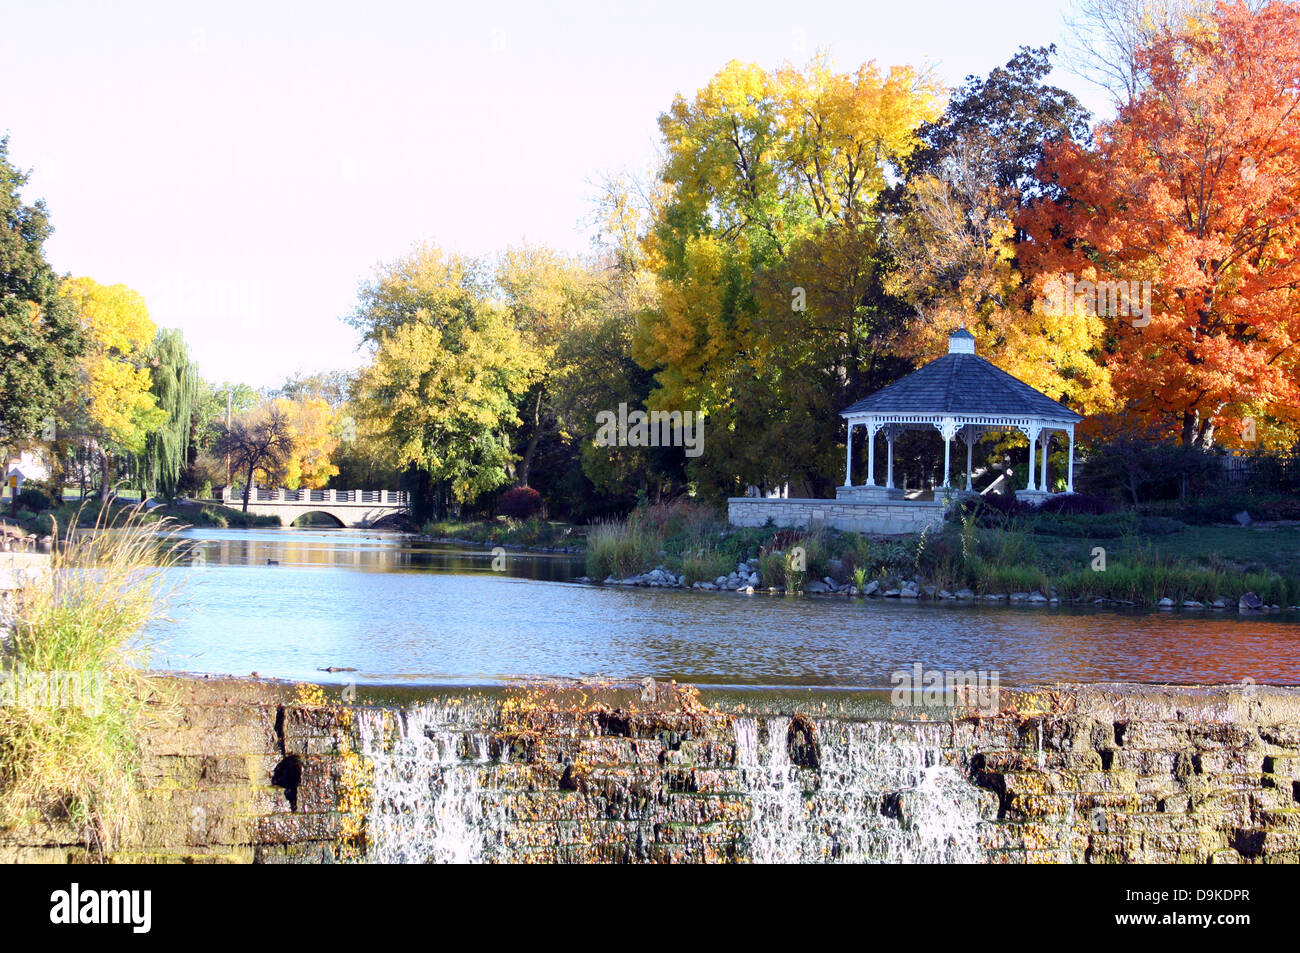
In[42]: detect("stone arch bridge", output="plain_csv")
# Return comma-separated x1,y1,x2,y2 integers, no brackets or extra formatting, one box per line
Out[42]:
219,488,410,528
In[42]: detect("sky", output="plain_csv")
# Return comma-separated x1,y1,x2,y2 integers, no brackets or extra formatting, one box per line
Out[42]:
0,0,1111,389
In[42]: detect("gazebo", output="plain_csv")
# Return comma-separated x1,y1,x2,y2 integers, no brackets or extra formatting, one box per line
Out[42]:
838,328,1081,502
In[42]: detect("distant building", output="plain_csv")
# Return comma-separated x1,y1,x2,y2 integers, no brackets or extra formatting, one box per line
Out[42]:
4,450,51,498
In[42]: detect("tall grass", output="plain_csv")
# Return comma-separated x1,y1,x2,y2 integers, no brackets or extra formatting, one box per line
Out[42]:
585,519,662,579
0,504,182,852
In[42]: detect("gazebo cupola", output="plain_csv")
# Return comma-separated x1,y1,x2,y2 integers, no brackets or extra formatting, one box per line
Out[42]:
838,327,1083,501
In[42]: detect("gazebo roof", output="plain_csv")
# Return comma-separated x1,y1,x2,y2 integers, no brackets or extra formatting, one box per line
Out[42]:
840,330,1082,422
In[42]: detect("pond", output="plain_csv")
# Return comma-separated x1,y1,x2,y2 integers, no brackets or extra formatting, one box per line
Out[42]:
146,528,1300,689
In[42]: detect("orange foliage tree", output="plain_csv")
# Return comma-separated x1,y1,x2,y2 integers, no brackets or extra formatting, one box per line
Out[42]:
1019,1,1300,449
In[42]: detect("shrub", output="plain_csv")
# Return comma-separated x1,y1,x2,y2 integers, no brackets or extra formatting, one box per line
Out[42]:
1037,492,1113,516
15,482,56,512
498,486,543,520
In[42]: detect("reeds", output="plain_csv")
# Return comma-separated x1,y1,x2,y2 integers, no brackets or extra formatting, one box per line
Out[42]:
0,503,183,852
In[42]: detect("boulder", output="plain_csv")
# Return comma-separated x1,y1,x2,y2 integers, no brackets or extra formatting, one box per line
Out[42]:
863,580,880,597
1240,592,1264,611
1157,597,1175,608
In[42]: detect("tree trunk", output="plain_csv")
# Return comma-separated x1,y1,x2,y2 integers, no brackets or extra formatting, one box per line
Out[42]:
97,444,111,502
518,391,543,487
242,462,255,513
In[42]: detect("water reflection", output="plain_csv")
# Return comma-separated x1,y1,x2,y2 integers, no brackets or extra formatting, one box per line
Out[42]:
149,528,1300,690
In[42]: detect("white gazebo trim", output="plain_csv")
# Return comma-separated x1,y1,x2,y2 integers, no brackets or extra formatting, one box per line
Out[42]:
842,413,1077,496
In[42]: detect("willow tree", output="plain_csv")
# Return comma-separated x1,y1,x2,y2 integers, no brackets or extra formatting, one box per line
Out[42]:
142,328,198,500
636,56,943,498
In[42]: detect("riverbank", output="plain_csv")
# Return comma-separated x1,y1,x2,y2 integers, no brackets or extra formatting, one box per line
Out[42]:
580,500,1300,614
5,673,1300,863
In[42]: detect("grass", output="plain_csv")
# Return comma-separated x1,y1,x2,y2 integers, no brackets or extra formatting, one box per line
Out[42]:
584,499,1300,606
422,516,580,549
13,498,281,534
0,504,182,851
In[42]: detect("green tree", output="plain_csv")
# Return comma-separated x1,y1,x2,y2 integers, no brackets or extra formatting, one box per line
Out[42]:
0,137,83,449
349,244,537,521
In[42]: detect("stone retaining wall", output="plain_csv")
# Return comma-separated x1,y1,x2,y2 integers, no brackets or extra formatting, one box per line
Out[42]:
3,676,1299,863
727,497,945,535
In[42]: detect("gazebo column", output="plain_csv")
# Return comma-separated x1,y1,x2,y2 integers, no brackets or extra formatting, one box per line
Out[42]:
1024,425,1041,492
1067,426,1075,493
844,421,855,487
965,426,974,491
864,419,878,487
1040,431,1051,493
885,427,896,490
938,417,957,489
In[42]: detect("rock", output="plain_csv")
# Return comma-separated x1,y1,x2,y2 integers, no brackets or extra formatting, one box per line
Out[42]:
1028,592,1048,603
1157,597,1175,608
715,576,728,588
748,572,760,587
954,589,974,600
1183,599,1203,608
899,587,918,599
1010,592,1029,602
1240,591,1264,611
1234,510,1253,526
603,575,618,585
806,580,830,594
863,580,880,597
1211,598,1227,609
884,588,901,598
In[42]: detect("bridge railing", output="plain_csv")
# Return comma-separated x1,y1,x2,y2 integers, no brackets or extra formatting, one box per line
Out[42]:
220,488,409,506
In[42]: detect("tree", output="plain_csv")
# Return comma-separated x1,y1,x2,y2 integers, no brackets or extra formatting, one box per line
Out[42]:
59,277,165,499
349,244,537,521
1063,0,1213,107
1021,1,1300,448
886,47,1113,415
637,56,942,497
268,396,339,489
142,328,199,500
495,244,601,488
214,405,296,512
0,137,83,450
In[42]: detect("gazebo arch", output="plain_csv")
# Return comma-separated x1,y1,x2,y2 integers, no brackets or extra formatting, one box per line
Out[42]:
838,328,1081,502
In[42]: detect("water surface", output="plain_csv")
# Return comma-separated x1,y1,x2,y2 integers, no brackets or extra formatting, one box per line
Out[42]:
147,528,1300,688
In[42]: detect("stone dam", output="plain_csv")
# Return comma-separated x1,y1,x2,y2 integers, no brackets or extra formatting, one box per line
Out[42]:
3,675,1300,863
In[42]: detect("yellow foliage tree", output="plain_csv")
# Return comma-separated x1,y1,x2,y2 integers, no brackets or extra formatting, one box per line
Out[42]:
269,396,340,489
59,277,164,498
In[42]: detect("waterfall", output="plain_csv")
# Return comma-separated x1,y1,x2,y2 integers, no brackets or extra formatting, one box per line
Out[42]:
358,699,996,863
734,716,992,863
357,701,503,864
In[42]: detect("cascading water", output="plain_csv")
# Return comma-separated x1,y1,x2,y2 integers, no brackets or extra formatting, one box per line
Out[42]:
357,697,997,863
734,716,994,863
357,701,505,864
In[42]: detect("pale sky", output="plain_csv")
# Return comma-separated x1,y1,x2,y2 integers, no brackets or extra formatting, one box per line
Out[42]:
1,0,1107,388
